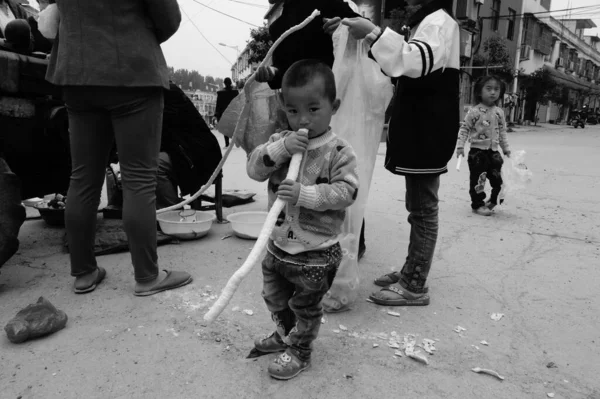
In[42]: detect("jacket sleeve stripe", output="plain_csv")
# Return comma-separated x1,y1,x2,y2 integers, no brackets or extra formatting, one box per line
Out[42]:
408,41,427,77
411,39,434,75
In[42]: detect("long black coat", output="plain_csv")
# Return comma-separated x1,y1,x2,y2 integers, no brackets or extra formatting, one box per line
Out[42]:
267,0,360,90
161,84,222,196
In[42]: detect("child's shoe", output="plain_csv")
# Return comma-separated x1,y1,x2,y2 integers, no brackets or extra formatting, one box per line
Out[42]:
473,206,492,216
254,331,287,353
268,348,310,380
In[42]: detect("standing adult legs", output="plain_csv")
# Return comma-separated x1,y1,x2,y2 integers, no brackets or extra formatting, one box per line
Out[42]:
63,89,115,281
110,88,163,282
156,152,181,210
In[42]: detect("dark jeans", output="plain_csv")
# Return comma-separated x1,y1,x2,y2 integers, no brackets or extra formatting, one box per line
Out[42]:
398,174,440,294
63,86,163,282
262,241,342,360
467,148,504,209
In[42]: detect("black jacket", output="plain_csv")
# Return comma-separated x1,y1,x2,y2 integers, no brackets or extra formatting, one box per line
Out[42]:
267,0,360,90
161,83,222,195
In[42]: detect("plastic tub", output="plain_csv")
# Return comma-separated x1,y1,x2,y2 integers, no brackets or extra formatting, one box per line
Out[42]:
157,210,216,240
227,211,268,240
34,202,65,227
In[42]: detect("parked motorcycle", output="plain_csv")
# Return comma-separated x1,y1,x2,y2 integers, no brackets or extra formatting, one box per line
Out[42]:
570,110,586,128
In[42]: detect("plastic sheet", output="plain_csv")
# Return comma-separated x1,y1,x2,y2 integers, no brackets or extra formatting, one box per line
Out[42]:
38,4,60,40
321,26,393,312
498,149,533,204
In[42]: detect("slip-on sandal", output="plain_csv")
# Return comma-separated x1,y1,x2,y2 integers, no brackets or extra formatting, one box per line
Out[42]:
368,285,430,306
374,273,430,293
134,269,192,297
74,267,106,294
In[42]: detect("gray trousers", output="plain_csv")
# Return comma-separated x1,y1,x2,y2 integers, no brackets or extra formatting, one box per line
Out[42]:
63,86,163,282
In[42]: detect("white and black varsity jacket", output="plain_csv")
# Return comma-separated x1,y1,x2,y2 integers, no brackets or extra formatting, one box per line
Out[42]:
368,4,461,176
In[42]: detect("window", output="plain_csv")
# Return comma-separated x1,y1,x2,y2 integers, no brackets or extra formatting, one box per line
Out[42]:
491,0,501,31
507,9,516,40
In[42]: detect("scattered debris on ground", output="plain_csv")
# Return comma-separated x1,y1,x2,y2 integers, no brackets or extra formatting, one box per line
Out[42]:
490,313,505,321
471,367,505,380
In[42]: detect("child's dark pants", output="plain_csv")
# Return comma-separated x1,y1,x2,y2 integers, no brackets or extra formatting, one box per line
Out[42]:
467,148,504,209
262,241,342,360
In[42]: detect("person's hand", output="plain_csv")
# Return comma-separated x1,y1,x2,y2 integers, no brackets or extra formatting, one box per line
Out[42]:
255,66,278,83
323,17,341,36
342,17,377,40
278,179,300,204
456,148,465,158
504,150,511,158
284,129,309,155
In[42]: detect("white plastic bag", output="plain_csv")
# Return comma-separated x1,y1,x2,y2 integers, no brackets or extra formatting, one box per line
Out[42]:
321,26,393,312
498,149,532,204
38,3,60,40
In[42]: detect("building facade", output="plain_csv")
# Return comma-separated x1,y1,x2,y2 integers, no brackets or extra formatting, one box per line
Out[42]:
183,84,219,124
231,45,258,85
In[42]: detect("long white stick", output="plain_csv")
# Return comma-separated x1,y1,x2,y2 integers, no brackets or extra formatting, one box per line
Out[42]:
204,141,305,323
156,10,321,215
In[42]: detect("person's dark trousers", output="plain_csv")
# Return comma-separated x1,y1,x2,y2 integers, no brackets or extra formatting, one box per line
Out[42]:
467,148,504,209
63,86,163,283
262,241,341,360
397,174,440,294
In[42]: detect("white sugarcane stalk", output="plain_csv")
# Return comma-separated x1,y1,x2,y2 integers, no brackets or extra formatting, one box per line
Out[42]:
156,10,321,215
204,131,307,323
456,154,463,171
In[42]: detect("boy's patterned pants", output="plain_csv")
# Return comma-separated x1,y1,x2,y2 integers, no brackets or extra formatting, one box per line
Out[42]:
261,241,342,360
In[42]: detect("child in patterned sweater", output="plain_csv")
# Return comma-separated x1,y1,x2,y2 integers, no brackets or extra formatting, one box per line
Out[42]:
456,75,511,216
247,59,359,380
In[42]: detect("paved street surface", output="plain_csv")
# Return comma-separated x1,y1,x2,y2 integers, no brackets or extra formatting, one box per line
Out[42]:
1,124,599,399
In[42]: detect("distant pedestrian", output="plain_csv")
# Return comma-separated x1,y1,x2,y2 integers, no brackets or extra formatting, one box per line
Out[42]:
456,75,511,216
215,77,239,148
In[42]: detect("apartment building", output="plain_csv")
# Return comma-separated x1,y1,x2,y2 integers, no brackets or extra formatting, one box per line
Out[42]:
230,45,258,85
184,84,219,124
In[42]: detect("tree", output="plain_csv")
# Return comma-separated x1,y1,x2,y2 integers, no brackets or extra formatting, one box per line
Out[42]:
522,68,557,125
247,23,272,65
388,5,421,34
548,85,569,123
472,36,514,84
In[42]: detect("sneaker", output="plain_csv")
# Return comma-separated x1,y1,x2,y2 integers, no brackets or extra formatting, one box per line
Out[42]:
473,206,493,216
268,349,310,380
254,331,287,353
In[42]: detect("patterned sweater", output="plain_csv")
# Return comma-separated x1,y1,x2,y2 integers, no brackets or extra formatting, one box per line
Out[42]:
457,104,510,154
247,129,359,254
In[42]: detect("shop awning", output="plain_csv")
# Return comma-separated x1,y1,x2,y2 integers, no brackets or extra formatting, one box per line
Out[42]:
543,65,600,94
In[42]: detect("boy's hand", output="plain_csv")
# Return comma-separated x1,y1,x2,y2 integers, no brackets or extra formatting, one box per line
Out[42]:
323,17,341,35
255,66,278,83
278,179,300,204
342,17,377,40
504,151,511,158
456,148,465,158
284,129,309,155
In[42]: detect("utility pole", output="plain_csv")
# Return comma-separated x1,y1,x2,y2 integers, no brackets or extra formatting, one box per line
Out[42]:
510,0,527,123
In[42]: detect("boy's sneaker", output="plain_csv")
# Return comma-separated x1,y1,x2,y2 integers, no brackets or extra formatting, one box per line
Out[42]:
473,206,493,216
485,201,496,211
254,331,287,353
268,348,310,380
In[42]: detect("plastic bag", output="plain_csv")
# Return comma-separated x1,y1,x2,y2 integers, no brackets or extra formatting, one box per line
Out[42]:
498,149,532,204
321,26,393,312
38,4,60,40
216,81,288,155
